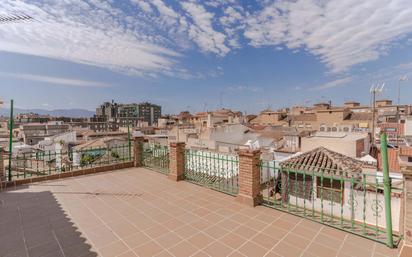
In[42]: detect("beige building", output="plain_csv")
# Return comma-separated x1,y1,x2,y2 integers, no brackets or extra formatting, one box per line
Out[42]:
249,109,287,126
301,132,370,158
190,108,242,129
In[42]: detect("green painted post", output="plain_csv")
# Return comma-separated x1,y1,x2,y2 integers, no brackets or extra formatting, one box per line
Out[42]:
380,132,394,248
127,123,131,161
8,99,14,182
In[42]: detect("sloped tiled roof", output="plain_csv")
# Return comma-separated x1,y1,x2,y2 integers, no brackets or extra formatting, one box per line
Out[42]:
288,113,317,122
346,112,373,121
377,148,401,173
400,146,412,157
280,147,366,177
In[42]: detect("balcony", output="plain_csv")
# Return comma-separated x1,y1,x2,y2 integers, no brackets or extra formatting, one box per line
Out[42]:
0,167,401,257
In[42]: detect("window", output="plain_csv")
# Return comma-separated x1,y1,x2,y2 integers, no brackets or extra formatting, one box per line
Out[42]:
288,172,313,200
316,177,343,204
408,157,412,163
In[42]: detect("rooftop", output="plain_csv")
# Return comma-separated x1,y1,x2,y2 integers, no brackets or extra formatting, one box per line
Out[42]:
281,147,367,175
0,167,400,257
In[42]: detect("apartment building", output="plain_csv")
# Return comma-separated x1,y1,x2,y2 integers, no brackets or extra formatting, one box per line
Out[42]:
95,101,161,126
190,108,242,129
249,109,288,126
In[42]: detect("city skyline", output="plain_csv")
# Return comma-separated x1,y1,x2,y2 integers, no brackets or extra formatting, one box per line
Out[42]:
0,0,412,114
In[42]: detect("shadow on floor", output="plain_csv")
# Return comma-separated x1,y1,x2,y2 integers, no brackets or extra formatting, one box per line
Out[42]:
0,188,98,257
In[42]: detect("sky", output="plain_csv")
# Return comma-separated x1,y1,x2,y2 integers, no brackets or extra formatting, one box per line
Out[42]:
0,0,412,115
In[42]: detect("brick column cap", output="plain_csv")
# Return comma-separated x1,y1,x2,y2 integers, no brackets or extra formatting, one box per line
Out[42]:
170,142,185,147
237,149,261,157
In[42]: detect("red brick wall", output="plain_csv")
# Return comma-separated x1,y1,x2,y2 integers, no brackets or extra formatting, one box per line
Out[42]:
0,148,4,182
0,161,134,190
168,142,185,181
236,149,262,206
133,137,144,167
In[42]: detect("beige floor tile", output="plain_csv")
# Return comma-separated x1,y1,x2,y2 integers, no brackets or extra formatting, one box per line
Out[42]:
133,241,163,257
187,232,215,249
168,241,199,257
99,240,129,257
203,241,233,257
238,241,268,257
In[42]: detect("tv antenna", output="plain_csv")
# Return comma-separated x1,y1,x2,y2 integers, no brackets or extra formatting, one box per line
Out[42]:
398,75,408,105
0,13,34,24
370,82,385,144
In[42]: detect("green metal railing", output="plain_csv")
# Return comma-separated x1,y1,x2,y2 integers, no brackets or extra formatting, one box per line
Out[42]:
259,162,403,246
6,144,132,181
142,143,169,174
184,149,239,195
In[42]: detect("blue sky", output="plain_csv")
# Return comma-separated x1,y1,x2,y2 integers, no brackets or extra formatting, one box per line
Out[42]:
0,0,412,114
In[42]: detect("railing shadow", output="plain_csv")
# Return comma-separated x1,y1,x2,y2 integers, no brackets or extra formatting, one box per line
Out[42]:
0,188,98,257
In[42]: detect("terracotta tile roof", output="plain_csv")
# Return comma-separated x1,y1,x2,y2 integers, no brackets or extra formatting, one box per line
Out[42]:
346,112,373,121
379,123,405,136
288,113,317,122
280,147,366,177
377,148,401,173
400,146,412,157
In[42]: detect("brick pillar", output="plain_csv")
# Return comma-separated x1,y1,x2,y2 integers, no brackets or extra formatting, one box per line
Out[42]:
236,149,262,207
0,147,5,182
133,137,144,167
168,142,185,181
401,165,412,254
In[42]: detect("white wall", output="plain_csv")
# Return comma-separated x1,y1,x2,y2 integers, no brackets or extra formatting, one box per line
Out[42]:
405,118,412,136
185,149,238,178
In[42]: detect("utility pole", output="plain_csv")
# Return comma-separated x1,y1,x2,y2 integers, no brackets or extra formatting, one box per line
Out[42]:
370,83,385,145
397,76,408,123
8,100,14,182
398,75,408,105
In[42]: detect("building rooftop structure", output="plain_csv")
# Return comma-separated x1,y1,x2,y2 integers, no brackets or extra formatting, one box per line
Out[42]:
0,167,400,257
281,146,369,175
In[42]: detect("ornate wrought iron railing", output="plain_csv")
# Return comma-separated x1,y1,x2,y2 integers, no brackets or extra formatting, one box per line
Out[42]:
142,143,169,174
5,144,132,181
259,161,404,246
184,149,239,195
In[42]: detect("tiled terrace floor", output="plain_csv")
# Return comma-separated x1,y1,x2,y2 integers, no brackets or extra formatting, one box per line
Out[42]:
0,167,401,257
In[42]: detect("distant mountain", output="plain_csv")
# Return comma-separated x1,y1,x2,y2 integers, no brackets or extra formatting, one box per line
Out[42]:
0,108,95,118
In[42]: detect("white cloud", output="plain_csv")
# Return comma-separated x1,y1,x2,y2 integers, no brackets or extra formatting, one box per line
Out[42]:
226,85,262,92
181,1,230,56
309,77,353,91
131,0,153,13
0,72,110,88
1,0,412,77
244,0,412,73
0,0,180,76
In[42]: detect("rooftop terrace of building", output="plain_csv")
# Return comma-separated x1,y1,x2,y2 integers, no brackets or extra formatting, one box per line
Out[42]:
0,167,404,257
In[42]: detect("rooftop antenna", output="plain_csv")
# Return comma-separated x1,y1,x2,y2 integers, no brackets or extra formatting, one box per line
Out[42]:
0,12,34,24
398,75,408,105
370,82,385,145
219,92,223,109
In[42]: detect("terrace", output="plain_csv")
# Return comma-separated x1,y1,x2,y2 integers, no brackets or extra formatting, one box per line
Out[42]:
0,167,401,257
0,138,411,256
